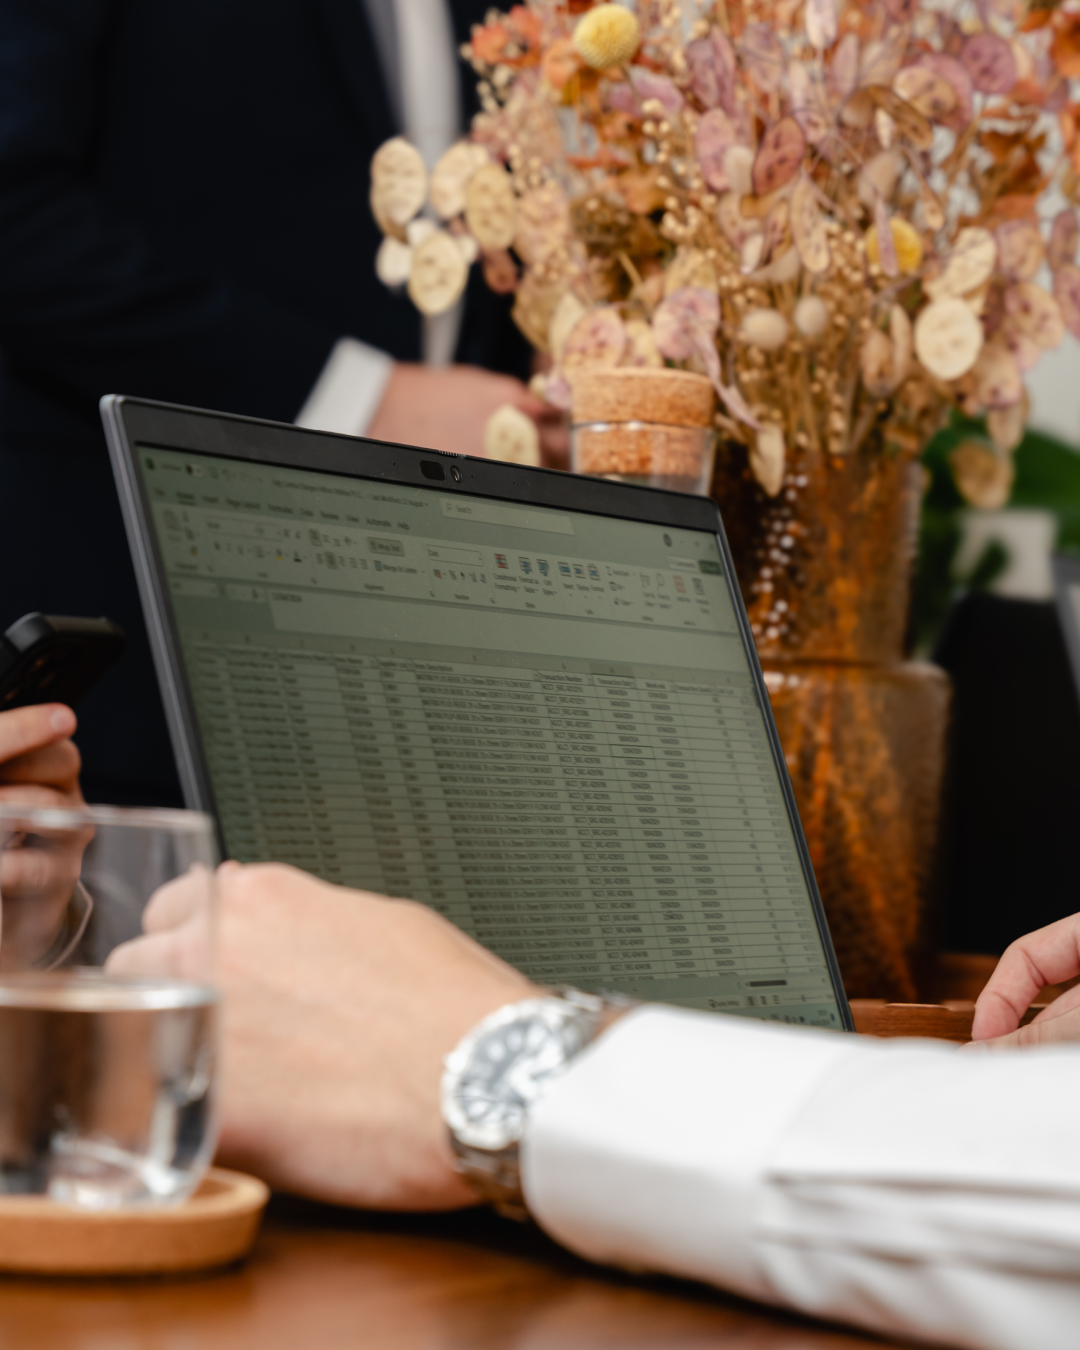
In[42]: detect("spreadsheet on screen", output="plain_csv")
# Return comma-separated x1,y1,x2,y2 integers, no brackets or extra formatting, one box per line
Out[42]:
136,445,842,1027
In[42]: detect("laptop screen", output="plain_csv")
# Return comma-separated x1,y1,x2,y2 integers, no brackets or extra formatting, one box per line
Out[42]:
134,443,842,1028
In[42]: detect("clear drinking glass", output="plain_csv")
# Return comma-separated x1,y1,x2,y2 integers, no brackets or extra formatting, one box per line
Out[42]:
0,806,218,1208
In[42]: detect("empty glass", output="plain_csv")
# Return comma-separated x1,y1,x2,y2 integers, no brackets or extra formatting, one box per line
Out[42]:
0,805,218,1208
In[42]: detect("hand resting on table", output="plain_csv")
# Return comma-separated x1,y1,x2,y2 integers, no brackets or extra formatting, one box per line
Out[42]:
971,910,1080,1048
108,861,538,1210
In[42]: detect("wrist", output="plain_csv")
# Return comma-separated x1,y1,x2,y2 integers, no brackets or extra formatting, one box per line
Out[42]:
441,988,635,1218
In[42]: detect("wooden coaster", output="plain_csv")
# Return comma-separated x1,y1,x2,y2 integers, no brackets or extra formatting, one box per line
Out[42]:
0,1167,269,1275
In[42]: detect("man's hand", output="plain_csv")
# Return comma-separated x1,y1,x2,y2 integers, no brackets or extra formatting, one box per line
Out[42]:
108,863,538,1210
971,912,1080,1049
366,363,569,468
0,705,87,969
0,704,83,808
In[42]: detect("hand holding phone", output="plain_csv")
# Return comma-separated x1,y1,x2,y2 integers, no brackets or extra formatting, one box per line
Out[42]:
0,613,125,712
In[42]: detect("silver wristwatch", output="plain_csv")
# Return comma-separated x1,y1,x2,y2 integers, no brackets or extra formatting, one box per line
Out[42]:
441,988,630,1219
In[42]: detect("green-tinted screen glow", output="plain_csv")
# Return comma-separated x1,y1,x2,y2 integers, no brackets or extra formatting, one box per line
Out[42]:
136,446,841,1028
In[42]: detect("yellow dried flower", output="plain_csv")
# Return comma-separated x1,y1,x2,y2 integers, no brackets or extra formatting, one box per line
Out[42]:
865,217,924,274
572,4,640,70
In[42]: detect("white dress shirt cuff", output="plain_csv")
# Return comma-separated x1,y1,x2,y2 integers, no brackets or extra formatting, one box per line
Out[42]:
522,1006,859,1304
294,336,394,435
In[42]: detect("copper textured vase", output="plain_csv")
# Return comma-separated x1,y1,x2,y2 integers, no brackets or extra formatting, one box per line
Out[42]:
713,444,950,1001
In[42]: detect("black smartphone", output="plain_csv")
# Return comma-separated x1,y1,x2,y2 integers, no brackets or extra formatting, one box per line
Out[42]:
0,614,126,712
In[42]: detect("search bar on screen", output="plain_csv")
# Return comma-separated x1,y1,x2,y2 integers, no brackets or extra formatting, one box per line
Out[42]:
440,498,574,536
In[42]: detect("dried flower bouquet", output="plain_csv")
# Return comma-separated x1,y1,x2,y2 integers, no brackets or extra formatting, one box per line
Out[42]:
369,0,1080,502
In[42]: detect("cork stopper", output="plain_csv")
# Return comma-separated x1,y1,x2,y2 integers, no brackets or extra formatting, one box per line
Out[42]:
571,368,715,428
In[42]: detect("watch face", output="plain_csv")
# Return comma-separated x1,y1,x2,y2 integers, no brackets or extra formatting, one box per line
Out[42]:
446,1005,585,1151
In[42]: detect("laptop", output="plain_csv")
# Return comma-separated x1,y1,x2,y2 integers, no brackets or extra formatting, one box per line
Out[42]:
1053,554,1080,707
102,395,851,1031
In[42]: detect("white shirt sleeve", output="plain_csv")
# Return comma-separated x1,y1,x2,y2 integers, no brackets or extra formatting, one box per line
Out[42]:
294,337,394,436
523,1006,1080,1350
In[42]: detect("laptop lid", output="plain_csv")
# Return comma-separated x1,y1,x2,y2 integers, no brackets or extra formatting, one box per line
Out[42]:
102,395,851,1031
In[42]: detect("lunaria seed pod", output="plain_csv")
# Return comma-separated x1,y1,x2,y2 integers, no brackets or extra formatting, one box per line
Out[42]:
857,149,904,209
484,405,541,466
429,142,489,220
375,236,413,287
750,425,786,497
987,396,1029,453
408,231,469,315
925,227,996,300
971,341,1023,411
890,304,912,384
723,146,755,199
548,292,587,361
914,297,984,380
860,329,898,397
370,137,427,232
793,295,828,339
949,440,1014,510
739,307,789,351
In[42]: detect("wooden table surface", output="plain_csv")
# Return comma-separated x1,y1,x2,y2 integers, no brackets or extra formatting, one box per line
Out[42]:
0,1196,924,1350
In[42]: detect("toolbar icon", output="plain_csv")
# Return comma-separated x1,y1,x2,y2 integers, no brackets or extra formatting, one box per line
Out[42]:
495,553,508,570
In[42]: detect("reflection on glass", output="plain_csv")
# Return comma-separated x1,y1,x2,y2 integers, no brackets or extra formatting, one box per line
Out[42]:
0,807,218,1208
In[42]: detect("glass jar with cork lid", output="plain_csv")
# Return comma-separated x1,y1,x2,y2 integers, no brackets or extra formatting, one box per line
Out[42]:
570,369,716,496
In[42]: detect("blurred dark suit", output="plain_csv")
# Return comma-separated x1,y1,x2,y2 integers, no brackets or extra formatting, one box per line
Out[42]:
0,0,521,803
935,593,1080,953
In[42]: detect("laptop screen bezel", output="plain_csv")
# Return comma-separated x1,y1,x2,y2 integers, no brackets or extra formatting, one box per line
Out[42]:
101,393,853,1030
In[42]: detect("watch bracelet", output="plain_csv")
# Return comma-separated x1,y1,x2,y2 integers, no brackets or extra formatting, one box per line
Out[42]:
448,1137,530,1222
446,987,637,1219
